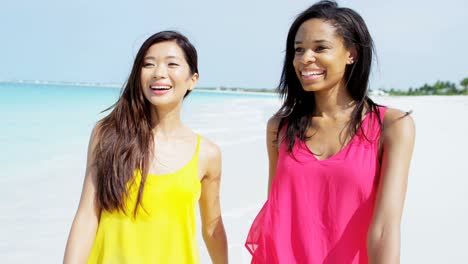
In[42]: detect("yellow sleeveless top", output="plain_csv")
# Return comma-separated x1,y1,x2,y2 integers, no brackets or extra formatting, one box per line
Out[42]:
87,135,201,264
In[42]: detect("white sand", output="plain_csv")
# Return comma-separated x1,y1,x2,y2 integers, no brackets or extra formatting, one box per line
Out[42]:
1,96,467,263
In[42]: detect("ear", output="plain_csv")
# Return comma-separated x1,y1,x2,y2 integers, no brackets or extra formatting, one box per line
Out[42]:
346,46,358,65
188,73,199,91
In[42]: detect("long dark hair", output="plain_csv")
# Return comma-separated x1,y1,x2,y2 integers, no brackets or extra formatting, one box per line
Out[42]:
276,0,381,151
94,31,198,214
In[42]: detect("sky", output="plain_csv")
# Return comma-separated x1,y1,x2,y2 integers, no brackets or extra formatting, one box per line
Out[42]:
1,0,467,90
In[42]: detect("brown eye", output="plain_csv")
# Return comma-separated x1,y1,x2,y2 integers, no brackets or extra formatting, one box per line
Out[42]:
294,47,304,53
315,46,327,52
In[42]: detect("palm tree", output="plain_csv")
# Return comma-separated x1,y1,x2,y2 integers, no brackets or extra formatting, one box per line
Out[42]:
460,78,468,93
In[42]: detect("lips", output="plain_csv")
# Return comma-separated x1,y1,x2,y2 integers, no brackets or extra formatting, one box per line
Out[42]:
150,83,172,91
300,69,325,81
148,82,172,95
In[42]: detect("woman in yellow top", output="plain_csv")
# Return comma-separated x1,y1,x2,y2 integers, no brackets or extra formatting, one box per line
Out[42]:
63,31,228,264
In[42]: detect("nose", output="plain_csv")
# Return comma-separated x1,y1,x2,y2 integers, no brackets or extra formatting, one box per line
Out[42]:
301,49,316,64
153,65,168,78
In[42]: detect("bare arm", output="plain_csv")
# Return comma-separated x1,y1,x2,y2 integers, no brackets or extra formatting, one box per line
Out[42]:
199,139,228,264
367,109,415,264
267,116,280,197
63,127,101,264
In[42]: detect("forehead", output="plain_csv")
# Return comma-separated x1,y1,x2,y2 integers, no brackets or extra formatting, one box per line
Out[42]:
145,41,185,59
295,18,339,42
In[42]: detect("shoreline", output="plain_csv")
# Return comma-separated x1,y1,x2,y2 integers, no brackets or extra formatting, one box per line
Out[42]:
0,81,277,96
195,88,276,96
2,81,466,97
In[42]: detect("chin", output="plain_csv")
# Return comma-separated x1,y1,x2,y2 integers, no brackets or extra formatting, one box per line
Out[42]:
301,83,323,92
151,96,185,108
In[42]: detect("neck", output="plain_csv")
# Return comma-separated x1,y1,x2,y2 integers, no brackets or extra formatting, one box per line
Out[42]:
313,81,356,118
150,103,184,137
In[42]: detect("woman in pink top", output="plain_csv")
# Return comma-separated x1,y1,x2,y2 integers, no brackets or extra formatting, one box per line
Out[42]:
245,1,415,263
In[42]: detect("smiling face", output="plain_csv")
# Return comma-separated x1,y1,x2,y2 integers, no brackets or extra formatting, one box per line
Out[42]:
140,41,198,108
293,19,355,93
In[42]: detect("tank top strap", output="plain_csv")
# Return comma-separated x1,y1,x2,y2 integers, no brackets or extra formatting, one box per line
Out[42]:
182,134,201,167
187,134,202,195
184,133,201,171
194,134,201,157
377,106,388,124
358,106,387,143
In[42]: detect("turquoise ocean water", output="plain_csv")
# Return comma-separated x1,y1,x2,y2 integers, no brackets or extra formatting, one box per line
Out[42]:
0,82,278,263
0,82,273,176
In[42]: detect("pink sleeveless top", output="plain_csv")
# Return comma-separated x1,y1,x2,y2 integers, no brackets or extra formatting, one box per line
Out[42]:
246,107,387,264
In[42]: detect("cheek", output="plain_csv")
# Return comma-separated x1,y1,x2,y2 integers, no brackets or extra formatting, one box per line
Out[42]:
322,56,345,73
173,71,186,80
140,70,150,85
331,61,348,75
292,54,300,66
172,69,192,83
292,58,301,73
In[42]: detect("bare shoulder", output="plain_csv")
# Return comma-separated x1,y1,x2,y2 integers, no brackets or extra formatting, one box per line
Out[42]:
267,115,281,132
92,120,107,139
383,108,416,142
198,135,222,180
199,135,221,161
87,121,106,151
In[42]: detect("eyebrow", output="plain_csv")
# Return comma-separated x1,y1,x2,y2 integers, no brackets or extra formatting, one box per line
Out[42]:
144,55,181,60
294,39,332,45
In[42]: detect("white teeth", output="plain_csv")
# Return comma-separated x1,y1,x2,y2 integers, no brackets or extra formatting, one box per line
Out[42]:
150,85,171,90
302,71,323,76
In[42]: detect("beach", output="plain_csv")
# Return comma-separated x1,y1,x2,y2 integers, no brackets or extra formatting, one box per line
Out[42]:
207,95,468,263
1,85,467,263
